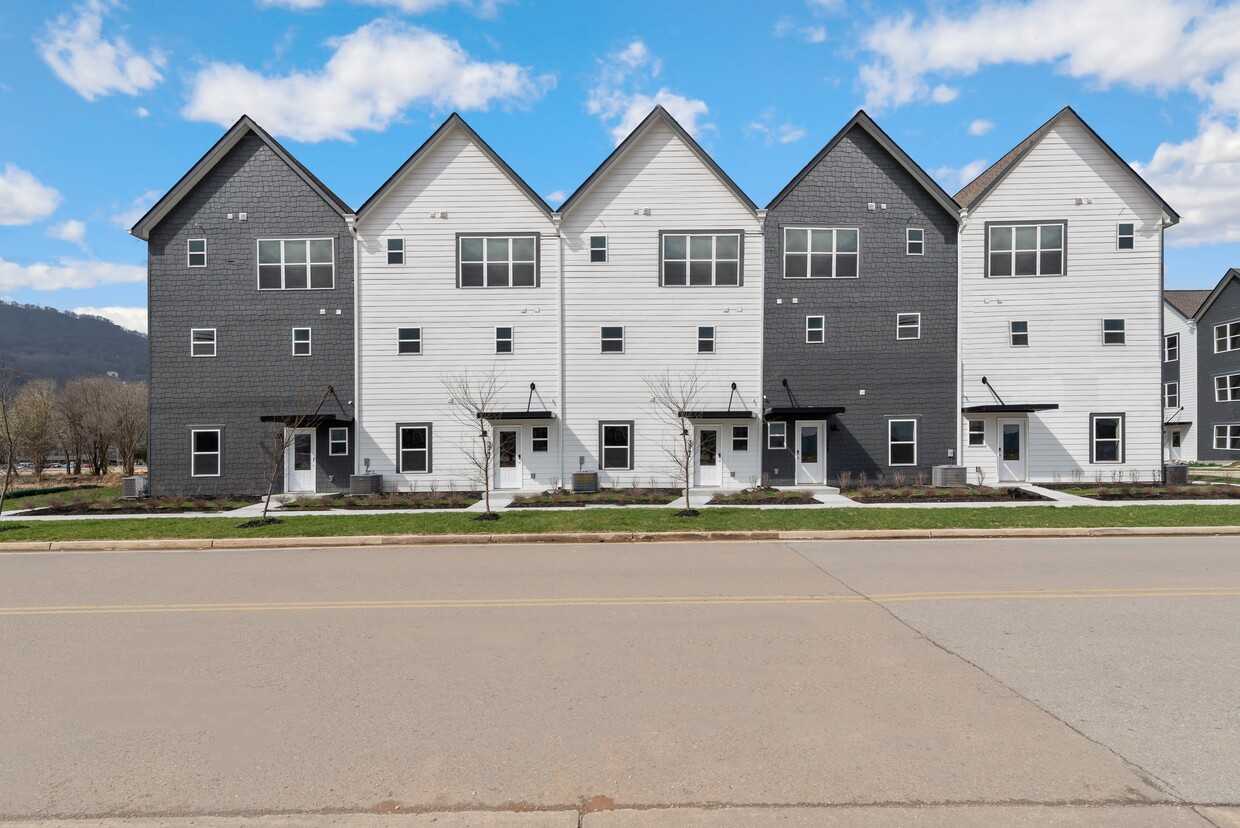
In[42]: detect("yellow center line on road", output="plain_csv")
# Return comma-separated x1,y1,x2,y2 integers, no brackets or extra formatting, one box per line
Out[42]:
0,587,1238,616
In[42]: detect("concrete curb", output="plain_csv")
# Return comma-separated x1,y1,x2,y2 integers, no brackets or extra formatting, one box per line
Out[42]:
3,524,1240,552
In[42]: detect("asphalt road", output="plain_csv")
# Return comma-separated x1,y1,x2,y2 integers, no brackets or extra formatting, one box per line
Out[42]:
0,537,1237,826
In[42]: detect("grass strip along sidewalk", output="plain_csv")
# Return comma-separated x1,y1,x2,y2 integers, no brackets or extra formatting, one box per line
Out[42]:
2,504,1240,544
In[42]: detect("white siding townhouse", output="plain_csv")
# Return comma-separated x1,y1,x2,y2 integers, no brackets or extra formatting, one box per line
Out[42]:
556,107,765,490
353,114,562,492
1162,290,1207,462
957,107,1179,483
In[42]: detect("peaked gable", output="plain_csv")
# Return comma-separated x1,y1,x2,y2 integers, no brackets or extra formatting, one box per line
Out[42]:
131,116,351,241
1190,268,1240,322
1165,289,1211,320
767,110,960,220
955,107,1179,224
559,106,757,216
357,113,551,222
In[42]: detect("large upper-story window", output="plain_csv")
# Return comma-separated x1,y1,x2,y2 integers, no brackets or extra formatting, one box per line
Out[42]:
783,228,858,279
1217,373,1240,403
459,235,537,288
1216,320,1240,353
662,233,740,286
258,239,334,290
987,223,1064,277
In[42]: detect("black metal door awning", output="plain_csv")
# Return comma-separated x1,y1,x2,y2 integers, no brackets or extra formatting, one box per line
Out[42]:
260,413,353,424
1164,420,1192,427
477,410,556,420
764,406,846,419
962,404,1058,413
678,409,754,419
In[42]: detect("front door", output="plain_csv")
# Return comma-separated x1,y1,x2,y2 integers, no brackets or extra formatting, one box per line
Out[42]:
695,426,722,487
998,419,1026,482
1168,428,1183,463
496,427,521,489
284,428,316,493
795,421,825,484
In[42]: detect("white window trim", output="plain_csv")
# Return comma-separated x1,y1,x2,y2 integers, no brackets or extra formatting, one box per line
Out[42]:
888,419,917,466
1216,320,1240,354
600,422,633,470
782,227,860,279
1164,333,1179,362
1009,320,1029,347
601,326,624,353
589,235,608,263
398,425,431,474
397,327,422,355
1102,318,1127,346
896,313,921,341
805,315,825,344
256,238,335,291
292,327,312,357
1214,424,1240,451
698,325,715,354
190,428,221,478
328,427,348,456
767,421,787,450
987,223,1065,278
906,228,924,256
1216,373,1240,403
187,238,206,268
1091,414,1125,464
190,327,216,358
1164,382,1179,408
458,235,538,289
1116,222,1135,250
967,419,985,447
387,238,405,266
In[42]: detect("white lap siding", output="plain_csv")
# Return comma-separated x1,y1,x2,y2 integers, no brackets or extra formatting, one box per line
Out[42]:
1163,303,1197,462
559,117,763,489
356,124,560,491
959,115,1169,482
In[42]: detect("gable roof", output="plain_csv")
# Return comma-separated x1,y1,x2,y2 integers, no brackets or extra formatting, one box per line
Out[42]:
558,106,757,216
130,115,351,241
954,106,1180,225
357,113,552,221
766,110,960,219
1188,268,1240,322
1164,289,1212,319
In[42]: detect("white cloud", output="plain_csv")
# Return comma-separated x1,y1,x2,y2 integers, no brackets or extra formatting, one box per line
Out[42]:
258,0,511,15
184,19,553,142
0,164,61,226
587,39,712,145
47,220,88,251
773,16,828,43
803,26,828,44
968,118,994,137
71,305,147,333
746,113,807,146
258,0,326,7
111,189,159,231
807,0,843,10
135,106,149,117
932,159,990,192
37,0,165,101
545,189,566,204
0,257,146,292
1138,120,1240,247
930,84,959,104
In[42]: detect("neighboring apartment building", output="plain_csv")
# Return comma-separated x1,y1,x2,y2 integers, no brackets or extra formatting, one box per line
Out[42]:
1162,290,1207,462
353,114,562,492
761,111,960,485
132,116,355,496
956,107,1178,483
557,107,765,490
1192,269,1240,461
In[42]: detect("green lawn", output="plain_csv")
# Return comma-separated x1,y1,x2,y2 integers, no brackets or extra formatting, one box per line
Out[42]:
2,504,1240,544
1,486,119,511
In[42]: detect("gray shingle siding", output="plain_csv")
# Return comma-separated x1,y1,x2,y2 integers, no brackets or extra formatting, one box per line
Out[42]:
1197,277,1240,461
147,131,354,496
762,125,958,484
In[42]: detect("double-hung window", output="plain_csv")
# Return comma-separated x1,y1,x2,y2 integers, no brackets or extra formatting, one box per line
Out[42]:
805,316,824,344
398,425,431,473
292,327,311,356
662,233,740,286
191,429,221,477
783,227,858,278
398,327,421,355
889,420,917,466
387,238,404,265
1164,382,1179,408
698,326,715,353
732,426,749,451
589,235,607,263
495,326,514,354
258,239,334,289
187,239,206,268
1217,373,1240,402
1216,321,1240,353
1117,223,1135,250
191,328,216,358
906,228,924,255
531,426,549,452
1164,334,1179,362
1215,424,1240,451
459,235,537,288
1091,414,1124,463
968,419,985,447
1010,320,1029,347
601,326,624,353
329,427,348,456
1103,318,1126,345
767,421,786,450
897,313,921,340
600,422,633,470
988,223,1064,277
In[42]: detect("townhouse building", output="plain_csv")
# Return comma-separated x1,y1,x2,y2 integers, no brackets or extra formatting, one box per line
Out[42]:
1162,290,1207,462
132,116,355,496
353,114,561,493
558,107,765,490
956,107,1178,483
761,111,960,485
1191,269,1240,461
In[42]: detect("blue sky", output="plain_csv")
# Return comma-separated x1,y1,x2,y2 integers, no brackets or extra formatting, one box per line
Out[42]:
2,0,1239,333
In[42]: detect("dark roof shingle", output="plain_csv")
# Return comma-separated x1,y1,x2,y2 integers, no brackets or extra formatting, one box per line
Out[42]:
1164,290,1212,318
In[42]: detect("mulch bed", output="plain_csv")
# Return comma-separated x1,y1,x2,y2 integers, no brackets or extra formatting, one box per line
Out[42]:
508,488,682,508
1041,483,1240,501
24,496,252,515
707,489,819,506
846,486,1051,503
283,492,482,510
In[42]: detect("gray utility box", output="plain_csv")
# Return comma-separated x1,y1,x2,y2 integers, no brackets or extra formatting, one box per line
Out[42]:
572,472,599,493
932,465,967,487
349,474,383,495
121,475,149,499
1164,464,1188,486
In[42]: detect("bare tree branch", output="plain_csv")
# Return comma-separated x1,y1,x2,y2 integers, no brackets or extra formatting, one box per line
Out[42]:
439,369,505,518
643,367,708,514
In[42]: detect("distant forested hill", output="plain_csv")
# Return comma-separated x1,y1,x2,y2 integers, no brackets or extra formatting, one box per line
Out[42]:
0,302,147,385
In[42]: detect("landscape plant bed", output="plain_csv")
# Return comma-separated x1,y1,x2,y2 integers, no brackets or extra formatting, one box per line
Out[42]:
1042,482,1240,501
845,485,1051,504
508,488,682,508
282,492,482,510
24,495,253,515
707,488,819,506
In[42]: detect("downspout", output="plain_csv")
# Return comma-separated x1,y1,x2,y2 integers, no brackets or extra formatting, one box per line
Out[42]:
1159,219,1166,469
755,208,768,485
555,212,566,490
348,215,360,479
955,208,966,467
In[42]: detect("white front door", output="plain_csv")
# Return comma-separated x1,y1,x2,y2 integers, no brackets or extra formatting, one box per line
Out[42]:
496,427,522,489
998,419,1026,482
795,421,825,485
695,426,722,487
284,428,316,493
1168,428,1183,463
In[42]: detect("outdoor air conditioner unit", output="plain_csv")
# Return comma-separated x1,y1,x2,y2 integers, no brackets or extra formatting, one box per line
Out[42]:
931,465,967,487
121,475,149,499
